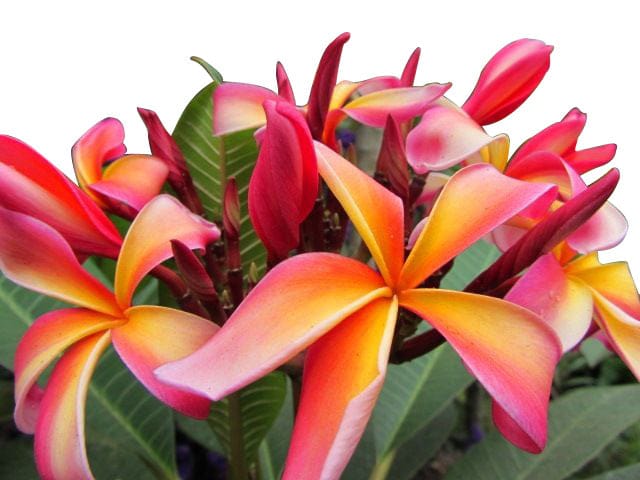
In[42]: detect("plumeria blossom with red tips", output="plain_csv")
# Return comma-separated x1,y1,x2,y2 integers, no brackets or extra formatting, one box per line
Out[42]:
1,33,639,480
0,195,219,479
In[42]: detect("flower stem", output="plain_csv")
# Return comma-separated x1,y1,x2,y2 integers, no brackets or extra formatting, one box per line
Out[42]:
227,392,248,479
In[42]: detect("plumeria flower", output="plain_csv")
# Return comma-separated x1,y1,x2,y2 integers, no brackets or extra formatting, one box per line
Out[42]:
507,252,640,377
0,195,219,479
158,144,562,478
0,135,122,258
213,32,449,150
72,118,170,212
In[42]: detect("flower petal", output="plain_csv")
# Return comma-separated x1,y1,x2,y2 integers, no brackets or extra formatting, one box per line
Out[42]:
34,331,111,480
283,297,398,480
565,143,617,175
89,154,169,211
399,289,561,452
406,105,502,173
399,164,557,290
114,195,220,309
13,309,122,433
213,82,280,136
567,201,627,253
276,61,296,104
0,207,121,315
315,142,404,286
401,47,421,86
0,135,121,257
462,39,553,125
506,254,594,351
155,253,390,400
72,118,127,198
112,306,217,418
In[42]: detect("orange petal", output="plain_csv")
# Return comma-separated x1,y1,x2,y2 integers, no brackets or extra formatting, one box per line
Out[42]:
34,331,111,480
155,253,390,400
506,254,594,351
90,154,169,211
112,306,217,418
315,142,404,286
399,289,561,452
0,207,121,316
114,195,220,309
14,309,123,433
399,164,557,290
283,297,398,479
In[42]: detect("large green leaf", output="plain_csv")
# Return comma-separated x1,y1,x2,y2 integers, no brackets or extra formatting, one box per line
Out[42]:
207,371,287,466
446,385,640,480
586,463,640,480
172,82,266,273
441,239,501,291
0,269,178,479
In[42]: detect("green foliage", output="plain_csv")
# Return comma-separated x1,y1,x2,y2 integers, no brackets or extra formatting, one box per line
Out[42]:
172,81,266,274
446,385,640,480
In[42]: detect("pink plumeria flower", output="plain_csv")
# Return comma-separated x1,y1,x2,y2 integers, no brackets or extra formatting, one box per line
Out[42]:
0,195,219,480
158,144,562,478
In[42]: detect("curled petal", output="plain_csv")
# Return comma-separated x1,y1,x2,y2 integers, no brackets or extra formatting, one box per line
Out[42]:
112,306,217,418
89,154,169,211
156,253,390,400
315,143,404,286
213,82,280,136
399,289,561,452
506,254,594,351
414,172,450,207
0,207,121,316
567,201,627,253
407,105,501,173
115,195,220,309
34,331,111,480
248,101,318,260
463,39,553,125
72,118,127,200
14,309,123,433
0,136,121,257
399,164,557,290
283,297,398,480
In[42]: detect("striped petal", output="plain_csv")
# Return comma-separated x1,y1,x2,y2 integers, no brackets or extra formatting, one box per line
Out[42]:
506,254,594,351
399,289,561,452
0,136,121,257
399,164,557,290
283,297,398,480
315,142,404,286
112,306,217,418
407,105,500,173
14,309,123,433
89,154,169,211
213,82,280,136
156,253,391,400
72,118,127,200
0,207,121,316
114,195,220,309
34,331,111,480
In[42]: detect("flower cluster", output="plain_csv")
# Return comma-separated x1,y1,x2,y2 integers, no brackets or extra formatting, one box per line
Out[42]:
0,34,637,480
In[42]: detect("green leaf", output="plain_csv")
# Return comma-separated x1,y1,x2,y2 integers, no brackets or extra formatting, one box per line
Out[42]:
173,82,266,273
190,56,224,84
0,437,38,479
441,239,501,291
446,385,640,480
586,462,640,480
0,378,14,422
208,372,287,465
176,412,224,454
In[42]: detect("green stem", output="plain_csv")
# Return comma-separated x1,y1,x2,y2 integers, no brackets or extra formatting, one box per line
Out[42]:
228,392,249,479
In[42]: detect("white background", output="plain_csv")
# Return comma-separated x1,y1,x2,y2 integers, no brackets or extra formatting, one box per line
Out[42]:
1,1,638,277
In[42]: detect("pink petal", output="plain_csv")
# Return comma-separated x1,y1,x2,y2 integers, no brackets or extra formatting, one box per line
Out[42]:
400,289,561,452
414,172,450,207
276,61,296,104
462,39,553,125
14,309,122,433
400,47,421,86
0,207,121,316
34,331,111,480
283,297,398,479
112,306,217,418
567,201,628,253
506,254,594,351
114,195,220,309
213,82,280,136
565,143,617,175
155,253,391,400
248,101,318,260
